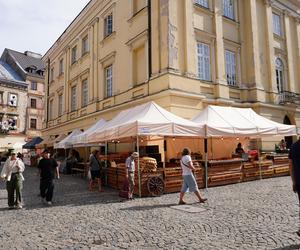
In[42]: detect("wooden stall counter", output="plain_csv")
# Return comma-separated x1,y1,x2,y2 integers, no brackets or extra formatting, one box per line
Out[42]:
200,158,243,187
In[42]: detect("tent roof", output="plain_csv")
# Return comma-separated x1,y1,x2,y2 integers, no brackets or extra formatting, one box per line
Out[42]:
22,137,43,149
54,129,83,149
72,119,106,146
88,101,204,142
192,105,296,137
35,135,52,149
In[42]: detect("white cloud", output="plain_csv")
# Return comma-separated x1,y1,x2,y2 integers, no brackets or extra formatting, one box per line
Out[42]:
0,0,90,55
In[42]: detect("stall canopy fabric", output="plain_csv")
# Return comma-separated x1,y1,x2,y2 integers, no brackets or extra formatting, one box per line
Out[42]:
192,105,296,137
88,101,204,142
72,119,106,146
54,129,83,149
35,135,52,149
23,137,43,149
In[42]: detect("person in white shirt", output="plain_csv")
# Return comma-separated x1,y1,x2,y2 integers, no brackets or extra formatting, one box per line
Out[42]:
0,152,25,209
178,147,207,205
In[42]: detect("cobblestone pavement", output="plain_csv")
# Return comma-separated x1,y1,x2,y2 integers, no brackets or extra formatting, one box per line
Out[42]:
0,166,300,250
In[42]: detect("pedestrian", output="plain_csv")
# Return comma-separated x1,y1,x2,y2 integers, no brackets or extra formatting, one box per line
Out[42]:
0,152,25,209
88,150,103,192
125,152,139,200
289,137,300,236
178,147,207,205
37,149,59,205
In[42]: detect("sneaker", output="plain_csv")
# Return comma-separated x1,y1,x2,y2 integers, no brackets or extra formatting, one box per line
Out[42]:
16,204,22,209
178,201,186,205
296,230,300,237
8,206,14,210
46,201,52,205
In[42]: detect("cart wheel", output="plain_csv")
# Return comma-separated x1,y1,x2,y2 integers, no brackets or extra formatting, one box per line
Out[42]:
147,176,164,196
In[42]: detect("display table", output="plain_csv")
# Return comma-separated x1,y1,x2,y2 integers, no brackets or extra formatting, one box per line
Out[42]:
72,162,89,177
266,153,290,177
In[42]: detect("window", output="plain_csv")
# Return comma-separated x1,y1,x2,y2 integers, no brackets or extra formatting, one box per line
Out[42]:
225,50,237,86
105,65,113,97
195,0,208,8
49,99,53,120
273,13,282,36
223,0,234,19
71,46,77,64
30,98,37,109
8,93,18,106
58,94,63,116
31,81,37,90
0,92,3,105
81,79,88,107
276,58,284,92
59,59,64,75
197,42,211,81
30,118,37,129
71,86,77,111
82,36,89,55
104,14,113,37
50,67,54,81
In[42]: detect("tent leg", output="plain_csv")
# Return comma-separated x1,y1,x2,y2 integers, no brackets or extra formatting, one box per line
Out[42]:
105,142,108,186
258,139,262,180
137,136,141,198
204,138,208,189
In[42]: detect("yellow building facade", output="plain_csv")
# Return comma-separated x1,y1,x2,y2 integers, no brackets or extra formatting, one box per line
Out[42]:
43,0,300,150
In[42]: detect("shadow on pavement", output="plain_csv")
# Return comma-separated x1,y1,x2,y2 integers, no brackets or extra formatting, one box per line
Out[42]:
119,203,175,211
272,244,300,250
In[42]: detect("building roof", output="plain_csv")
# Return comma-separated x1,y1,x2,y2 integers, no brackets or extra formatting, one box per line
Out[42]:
6,49,45,72
0,61,23,82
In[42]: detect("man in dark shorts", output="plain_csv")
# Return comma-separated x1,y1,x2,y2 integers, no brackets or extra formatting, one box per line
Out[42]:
289,138,300,236
38,149,59,205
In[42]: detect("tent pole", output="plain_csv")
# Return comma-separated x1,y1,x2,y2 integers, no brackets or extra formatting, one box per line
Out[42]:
204,138,208,189
258,138,262,180
137,136,141,198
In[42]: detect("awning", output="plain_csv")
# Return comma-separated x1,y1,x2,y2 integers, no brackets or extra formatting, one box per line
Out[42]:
54,129,83,149
22,137,43,149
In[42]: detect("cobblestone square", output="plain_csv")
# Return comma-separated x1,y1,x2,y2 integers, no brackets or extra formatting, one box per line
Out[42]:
0,167,300,250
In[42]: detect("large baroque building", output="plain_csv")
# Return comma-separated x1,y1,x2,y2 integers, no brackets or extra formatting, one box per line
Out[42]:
0,49,45,151
43,0,300,150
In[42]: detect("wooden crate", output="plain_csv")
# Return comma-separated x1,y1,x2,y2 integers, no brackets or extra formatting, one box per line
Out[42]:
208,172,242,187
273,166,290,177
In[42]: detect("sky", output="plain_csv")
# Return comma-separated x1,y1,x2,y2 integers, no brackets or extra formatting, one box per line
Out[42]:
0,0,90,56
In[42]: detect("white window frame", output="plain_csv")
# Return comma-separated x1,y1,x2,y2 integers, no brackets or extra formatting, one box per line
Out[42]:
275,58,284,92
0,92,3,104
71,46,77,64
195,0,209,8
81,79,88,107
71,86,77,111
223,0,234,19
104,13,113,37
58,94,63,116
31,81,37,90
49,99,53,120
82,36,89,55
197,42,211,81
273,13,282,36
50,68,54,81
225,50,237,86
105,65,113,98
30,98,37,109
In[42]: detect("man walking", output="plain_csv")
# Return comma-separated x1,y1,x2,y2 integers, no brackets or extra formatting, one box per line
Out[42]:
38,149,59,205
289,137,300,236
125,152,139,200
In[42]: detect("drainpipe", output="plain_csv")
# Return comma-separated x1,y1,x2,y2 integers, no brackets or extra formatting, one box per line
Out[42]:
147,0,152,80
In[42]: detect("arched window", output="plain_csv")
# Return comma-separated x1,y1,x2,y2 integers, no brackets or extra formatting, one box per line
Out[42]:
275,58,284,92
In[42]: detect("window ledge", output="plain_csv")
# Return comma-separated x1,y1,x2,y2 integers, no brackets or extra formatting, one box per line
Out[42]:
223,16,239,26
194,3,213,16
100,31,116,46
273,33,285,41
81,51,90,58
128,6,147,23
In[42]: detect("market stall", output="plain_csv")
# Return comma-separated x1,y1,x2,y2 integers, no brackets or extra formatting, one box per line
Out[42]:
192,105,296,187
87,101,205,197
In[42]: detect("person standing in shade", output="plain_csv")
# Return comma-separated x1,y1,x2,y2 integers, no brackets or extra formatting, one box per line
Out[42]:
89,150,103,192
125,152,139,200
38,149,59,205
0,152,25,209
289,137,300,236
178,147,207,205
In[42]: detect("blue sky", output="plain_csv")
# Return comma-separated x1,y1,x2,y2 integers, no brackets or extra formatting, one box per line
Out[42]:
0,0,90,56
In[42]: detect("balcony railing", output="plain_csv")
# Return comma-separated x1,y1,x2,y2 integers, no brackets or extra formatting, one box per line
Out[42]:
278,91,300,105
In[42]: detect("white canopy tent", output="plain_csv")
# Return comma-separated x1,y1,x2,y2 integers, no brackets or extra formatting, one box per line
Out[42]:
192,105,297,188
192,105,296,137
54,129,83,149
88,101,204,143
71,119,106,147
